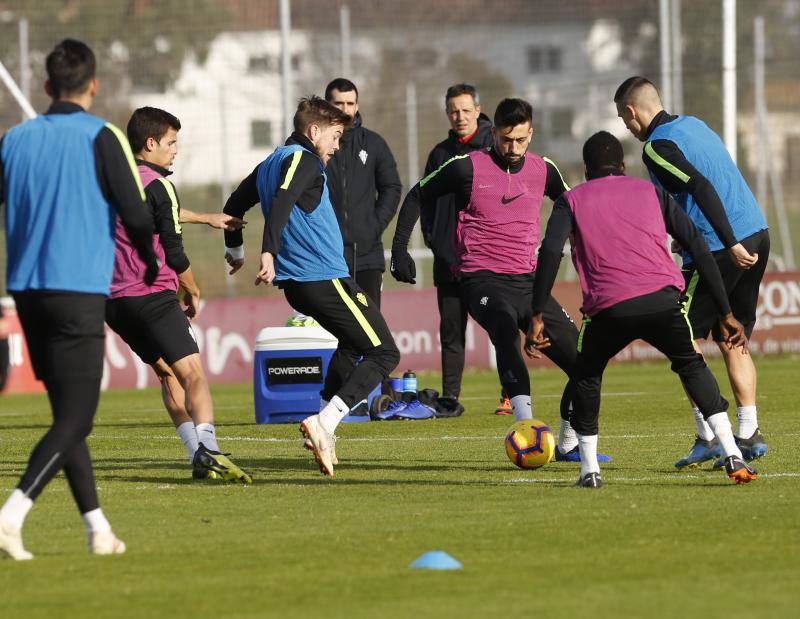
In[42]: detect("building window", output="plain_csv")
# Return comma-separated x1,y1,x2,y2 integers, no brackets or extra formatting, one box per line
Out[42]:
527,45,562,73
550,108,574,138
248,55,277,73
251,120,272,148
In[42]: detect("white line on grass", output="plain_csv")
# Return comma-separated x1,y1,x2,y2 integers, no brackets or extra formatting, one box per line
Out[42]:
3,472,796,494
89,432,771,443
509,472,800,483
460,391,655,401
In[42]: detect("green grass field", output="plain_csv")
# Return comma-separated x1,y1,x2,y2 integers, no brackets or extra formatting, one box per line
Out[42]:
1,356,799,618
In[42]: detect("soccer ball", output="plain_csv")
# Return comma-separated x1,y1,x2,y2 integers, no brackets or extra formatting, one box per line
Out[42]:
504,419,555,469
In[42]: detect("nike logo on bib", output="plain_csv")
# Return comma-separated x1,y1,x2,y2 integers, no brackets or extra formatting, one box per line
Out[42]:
501,192,525,204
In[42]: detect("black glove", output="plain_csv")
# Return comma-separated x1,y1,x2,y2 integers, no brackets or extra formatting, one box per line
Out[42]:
144,257,161,286
390,248,416,284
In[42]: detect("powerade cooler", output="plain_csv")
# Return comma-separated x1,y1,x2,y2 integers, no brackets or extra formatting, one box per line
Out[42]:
253,326,375,424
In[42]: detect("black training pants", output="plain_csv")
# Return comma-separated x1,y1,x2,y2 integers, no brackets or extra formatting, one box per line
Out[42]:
282,277,400,408
354,269,383,308
461,273,578,418
436,281,469,398
570,302,728,436
12,291,106,513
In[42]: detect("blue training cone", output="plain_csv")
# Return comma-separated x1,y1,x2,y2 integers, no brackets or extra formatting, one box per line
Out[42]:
410,550,462,570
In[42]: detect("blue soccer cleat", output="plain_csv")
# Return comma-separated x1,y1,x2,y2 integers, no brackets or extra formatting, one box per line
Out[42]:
373,399,408,420
736,428,769,461
674,436,723,469
394,400,436,420
712,428,768,469
554,445,612,463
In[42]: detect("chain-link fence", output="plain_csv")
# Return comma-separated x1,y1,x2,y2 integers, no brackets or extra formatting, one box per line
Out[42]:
2,0,799,298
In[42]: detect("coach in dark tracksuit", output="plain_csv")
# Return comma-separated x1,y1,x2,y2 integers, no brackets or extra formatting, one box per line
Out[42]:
223,97,399,478
421,84,493,400
0,40,157,559
324,79,402,307
529,131,755,488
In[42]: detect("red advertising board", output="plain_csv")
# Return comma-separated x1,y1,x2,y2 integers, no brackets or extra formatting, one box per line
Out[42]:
2,271,800,394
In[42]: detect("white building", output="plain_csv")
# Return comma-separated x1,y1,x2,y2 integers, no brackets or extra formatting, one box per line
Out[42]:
131,30,311,187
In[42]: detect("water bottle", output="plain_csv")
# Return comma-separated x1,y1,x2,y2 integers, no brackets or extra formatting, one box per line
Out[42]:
402,369,417,402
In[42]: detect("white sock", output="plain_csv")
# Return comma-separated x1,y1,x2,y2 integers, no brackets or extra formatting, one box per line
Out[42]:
693,407,715,441
558,417,578,453
736,405,758,439
577,433,600,478
706,412,742,459
318,396,349,435
81,507,112,534
0,489,34,530
510,395,532,421
196,423,220,452
176,422,199,461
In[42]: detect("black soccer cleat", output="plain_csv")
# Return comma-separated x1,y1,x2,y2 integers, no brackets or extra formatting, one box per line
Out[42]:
723,455,758,484
575,472,603,488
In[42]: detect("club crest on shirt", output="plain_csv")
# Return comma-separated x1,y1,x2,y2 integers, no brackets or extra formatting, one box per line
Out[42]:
356,292,368,306
359,149,368,165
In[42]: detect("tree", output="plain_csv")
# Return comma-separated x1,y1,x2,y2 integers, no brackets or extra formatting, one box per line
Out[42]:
0,0,231,131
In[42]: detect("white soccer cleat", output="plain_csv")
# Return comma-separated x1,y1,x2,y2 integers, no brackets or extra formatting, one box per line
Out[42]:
0,519,33,561
300,414,335,477
89,531,126,555
304,436,338,465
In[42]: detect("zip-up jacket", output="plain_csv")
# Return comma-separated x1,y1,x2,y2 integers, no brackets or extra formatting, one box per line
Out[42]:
1,101,155,295
422,114,493,285
325,112,402,273
393,146,568,276
223,132,349,282
110,160,189,298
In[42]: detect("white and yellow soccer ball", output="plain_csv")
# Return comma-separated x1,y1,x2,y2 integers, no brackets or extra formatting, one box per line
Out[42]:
504,419,556,469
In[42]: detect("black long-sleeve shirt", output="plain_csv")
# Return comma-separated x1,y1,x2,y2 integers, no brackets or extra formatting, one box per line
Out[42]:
1,101,156,271
532,172,731,317
137,160,190,274
223,132,324,256
392,147,569,250
642,110,737,249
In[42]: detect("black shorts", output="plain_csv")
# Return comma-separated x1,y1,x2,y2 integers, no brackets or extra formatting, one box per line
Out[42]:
12,291,106,382
105,290,198,365
682,230,770,341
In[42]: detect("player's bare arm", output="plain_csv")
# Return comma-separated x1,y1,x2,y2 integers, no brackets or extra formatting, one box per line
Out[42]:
181,209,246,231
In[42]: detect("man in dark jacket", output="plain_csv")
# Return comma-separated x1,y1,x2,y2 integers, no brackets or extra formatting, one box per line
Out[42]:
421,84,492,404
324,78,402,307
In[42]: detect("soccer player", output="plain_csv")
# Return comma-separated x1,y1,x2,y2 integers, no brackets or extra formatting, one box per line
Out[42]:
421,83,493,412
324,78,402,307
614,77,770,469
0,39,158,559
529,131,757,488
222,97,400,477
105,106,251,484
391,98,608,463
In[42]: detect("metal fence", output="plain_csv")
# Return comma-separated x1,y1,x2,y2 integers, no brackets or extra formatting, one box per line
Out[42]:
1,0,799,298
